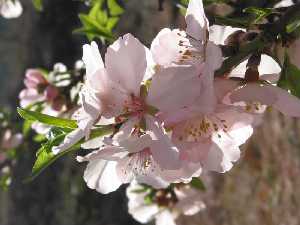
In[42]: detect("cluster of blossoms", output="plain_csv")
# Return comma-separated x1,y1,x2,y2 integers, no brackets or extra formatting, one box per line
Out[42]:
0,0,22,19
19,62,84,135
18,0,300,224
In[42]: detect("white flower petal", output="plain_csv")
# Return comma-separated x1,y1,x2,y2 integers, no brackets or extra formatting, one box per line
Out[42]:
185,0,208,41
0,0,22,18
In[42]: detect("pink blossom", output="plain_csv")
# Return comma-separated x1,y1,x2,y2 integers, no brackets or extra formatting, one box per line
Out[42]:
150,0,222,114
126,181,205,225
76,116,181,193
53,33,199,155
24,69,48,89
159,78,255,174
151,0,222,69
19,69,47,108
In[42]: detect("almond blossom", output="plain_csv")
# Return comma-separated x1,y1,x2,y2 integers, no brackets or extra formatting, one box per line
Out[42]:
158,78,254,174
126,181,205,225
54,33,204,191
161,41,288,174
53,33,201,150
19,68,64,111
19,69,48,108
71,30,213,192
19,68,67,135
0,0,22,19
76,116,181,193
151,0,222,113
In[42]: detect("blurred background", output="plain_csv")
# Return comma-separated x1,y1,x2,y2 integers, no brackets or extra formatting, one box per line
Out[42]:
0,0,299,225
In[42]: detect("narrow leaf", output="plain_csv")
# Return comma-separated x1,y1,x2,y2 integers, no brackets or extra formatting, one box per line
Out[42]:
17,107,78,129
107,0,124,16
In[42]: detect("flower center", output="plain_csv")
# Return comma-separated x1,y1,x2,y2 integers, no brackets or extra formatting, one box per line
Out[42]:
124,147,155,175
176,115,229,142
245,102,265,113
176,32,204,64
123,94,146,117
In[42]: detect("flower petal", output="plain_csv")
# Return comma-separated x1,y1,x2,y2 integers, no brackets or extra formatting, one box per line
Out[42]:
185,0,208,41
105,33,147,96
79,158,122,194
230,83,300,117
82,42,104,79
116,155,169,189
150,28,184,66
147,65,200,113
146,115,181,170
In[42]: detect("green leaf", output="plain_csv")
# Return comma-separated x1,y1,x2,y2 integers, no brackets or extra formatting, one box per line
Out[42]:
77,14,114,40
26,125,114,182
244,7,273,22
33,134,47,143
17,107,78,129
190,177,206,191
75,0,122,42
107,0,124,16
32,0,43,11
89,2,102,19
28,133,78,181
106,17,119,30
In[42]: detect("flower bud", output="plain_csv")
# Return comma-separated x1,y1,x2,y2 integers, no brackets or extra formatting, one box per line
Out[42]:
24,69,47,89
